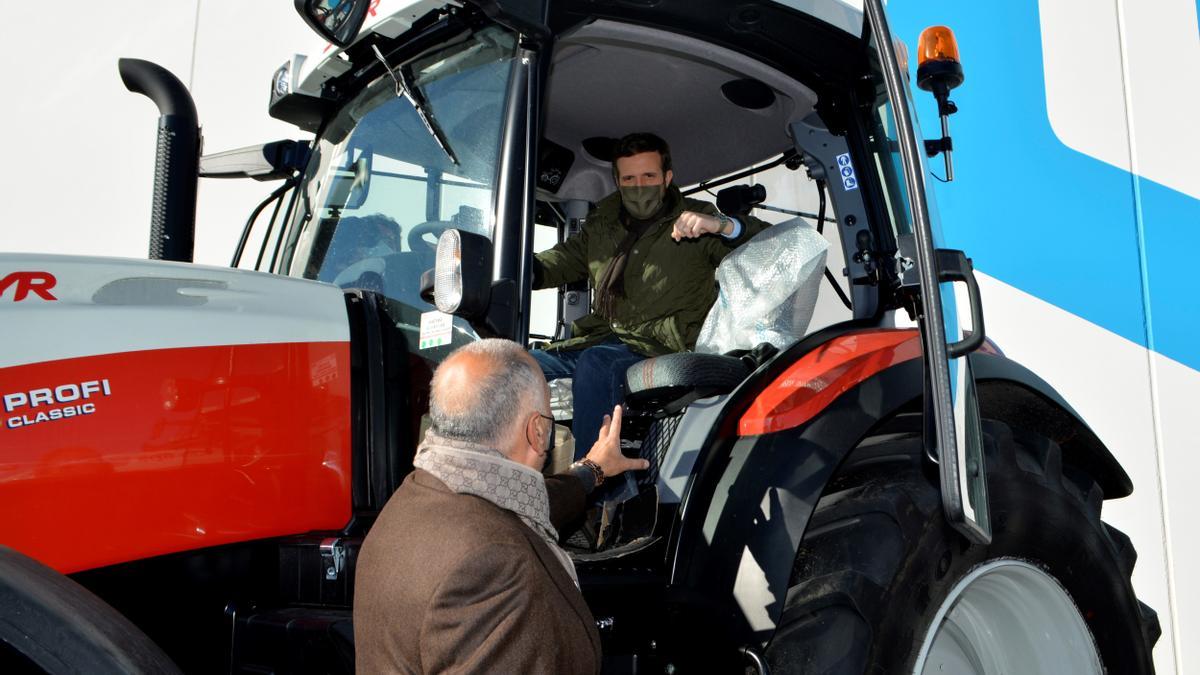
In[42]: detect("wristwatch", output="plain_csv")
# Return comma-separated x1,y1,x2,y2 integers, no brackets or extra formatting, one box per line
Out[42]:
716,213,733,235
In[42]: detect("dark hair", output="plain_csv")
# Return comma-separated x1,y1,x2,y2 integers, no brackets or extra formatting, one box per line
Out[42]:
613,132,672,174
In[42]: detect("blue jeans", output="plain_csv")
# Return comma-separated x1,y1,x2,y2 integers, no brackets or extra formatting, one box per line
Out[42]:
530,338,646,460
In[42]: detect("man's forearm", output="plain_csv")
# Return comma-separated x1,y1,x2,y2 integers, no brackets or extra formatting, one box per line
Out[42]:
564,462,600,493
545,472,590,530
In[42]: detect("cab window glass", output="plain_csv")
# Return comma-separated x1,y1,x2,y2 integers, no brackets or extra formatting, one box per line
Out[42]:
279,26,518,359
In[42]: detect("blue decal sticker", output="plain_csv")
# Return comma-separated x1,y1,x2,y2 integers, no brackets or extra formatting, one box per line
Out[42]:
836,153,859,191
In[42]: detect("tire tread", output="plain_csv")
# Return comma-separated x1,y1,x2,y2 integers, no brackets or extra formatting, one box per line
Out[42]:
765,418,1160,674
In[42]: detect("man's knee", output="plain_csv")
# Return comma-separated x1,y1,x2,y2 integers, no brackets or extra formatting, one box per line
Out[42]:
530,348,571,380
574,346,620,379
529,348,554,370
577,347,646,394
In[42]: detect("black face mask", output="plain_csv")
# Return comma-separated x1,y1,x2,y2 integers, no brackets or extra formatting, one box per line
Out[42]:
618,184,666,220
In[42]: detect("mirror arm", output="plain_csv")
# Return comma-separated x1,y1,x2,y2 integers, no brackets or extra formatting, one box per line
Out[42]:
420,274,518,340
479,279,518,339
419,268,436,305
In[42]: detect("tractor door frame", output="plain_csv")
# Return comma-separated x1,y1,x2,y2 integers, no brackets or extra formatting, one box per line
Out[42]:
864,0,991,543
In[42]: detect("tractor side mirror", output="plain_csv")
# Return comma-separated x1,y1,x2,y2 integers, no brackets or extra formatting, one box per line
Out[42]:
917,25,964,181
428,229,517,339
295,0,372,48
199,140,310,181
433,229,493,320
326,151,372,213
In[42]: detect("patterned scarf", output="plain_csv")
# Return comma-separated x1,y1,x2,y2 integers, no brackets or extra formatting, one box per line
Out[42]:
413,430,578,585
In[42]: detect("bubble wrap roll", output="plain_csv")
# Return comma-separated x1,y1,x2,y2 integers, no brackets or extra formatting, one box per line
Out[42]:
549,377,574,420
696,218,829,354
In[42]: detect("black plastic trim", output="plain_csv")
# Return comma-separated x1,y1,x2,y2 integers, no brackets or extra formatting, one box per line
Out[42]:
666,319,886,596
970,351,1133,497
343,291,411,515
468,0,551,41
668,357,925,656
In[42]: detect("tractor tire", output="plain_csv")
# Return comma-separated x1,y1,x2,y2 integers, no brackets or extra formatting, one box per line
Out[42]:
765,417,1160,674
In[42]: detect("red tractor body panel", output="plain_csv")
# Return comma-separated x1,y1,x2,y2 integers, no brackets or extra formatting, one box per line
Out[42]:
0,255,354,573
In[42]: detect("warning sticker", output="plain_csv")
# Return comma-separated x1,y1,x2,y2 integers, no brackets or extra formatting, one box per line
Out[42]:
835,153,859,191
419,311,454,350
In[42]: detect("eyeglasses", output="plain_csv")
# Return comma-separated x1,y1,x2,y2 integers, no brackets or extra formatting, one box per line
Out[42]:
535,412,556,453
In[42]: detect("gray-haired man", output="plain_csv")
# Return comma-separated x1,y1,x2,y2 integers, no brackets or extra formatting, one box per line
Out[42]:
354,338,648,674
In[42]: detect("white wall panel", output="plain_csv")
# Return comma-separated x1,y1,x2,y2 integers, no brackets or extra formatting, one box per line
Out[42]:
1041,0,1200,198
976,272,1178,672
1151,352,1200,671
1118,0,1200,198
2,3,200,258
1038,0,1132,174
189,3,325,267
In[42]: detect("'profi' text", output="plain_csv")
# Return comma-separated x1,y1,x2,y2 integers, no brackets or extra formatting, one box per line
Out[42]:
4,379,112,412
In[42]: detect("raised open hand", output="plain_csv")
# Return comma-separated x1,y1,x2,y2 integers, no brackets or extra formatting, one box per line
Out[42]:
585,405,650,478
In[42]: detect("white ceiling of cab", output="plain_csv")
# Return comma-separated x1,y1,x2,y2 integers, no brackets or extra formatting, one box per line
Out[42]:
543,20,819,202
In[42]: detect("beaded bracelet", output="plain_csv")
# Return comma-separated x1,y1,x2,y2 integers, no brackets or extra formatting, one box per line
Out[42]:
574,458,605,487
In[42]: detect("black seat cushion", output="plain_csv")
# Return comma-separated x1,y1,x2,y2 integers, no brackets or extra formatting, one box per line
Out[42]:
624,352,752,411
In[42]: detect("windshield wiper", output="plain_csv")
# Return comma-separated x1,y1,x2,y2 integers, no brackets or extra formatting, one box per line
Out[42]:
371,44,460,167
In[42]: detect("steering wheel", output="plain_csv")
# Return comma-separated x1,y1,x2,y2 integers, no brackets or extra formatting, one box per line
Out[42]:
407,221,456,252
332,257,389,290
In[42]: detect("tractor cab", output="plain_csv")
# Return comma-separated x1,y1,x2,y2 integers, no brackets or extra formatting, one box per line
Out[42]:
251,0,982,547
221,0,991,669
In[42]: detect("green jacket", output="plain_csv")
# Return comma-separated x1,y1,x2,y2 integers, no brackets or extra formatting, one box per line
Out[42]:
534,186,770,356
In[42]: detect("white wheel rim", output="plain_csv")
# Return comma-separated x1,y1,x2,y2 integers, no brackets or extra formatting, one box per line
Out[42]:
913,558,1102,675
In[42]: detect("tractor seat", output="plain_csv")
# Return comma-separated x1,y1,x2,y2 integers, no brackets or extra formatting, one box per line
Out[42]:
624,343,777,413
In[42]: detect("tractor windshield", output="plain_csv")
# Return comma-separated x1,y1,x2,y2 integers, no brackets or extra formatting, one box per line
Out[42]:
280,25,518,352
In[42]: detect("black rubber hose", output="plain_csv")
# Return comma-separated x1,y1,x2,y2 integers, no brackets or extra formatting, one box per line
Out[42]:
815,179,853,310
231,178,296,268
119,58,200,263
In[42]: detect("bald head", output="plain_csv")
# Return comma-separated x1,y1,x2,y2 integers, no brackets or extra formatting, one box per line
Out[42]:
429,339,548,448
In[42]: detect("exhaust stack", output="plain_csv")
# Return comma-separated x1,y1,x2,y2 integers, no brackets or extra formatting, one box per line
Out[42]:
118,58,200,263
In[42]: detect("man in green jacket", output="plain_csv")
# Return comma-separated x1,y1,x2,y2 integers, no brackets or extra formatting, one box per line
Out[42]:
531,132,769,459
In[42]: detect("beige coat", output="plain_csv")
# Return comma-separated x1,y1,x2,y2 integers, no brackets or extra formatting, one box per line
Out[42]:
354,469,600,674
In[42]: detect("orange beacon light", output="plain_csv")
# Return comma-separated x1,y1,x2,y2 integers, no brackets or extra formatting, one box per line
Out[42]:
917,26,963,93
915,25,964,181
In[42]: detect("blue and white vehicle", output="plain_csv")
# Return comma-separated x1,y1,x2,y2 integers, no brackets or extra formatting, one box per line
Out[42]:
885,3,1197,673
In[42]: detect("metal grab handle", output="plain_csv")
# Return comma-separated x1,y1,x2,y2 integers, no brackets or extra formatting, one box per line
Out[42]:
936,249,985,358
741,646,771,674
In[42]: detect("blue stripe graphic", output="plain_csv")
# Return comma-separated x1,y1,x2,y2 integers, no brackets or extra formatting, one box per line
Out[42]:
890,1,1200,373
